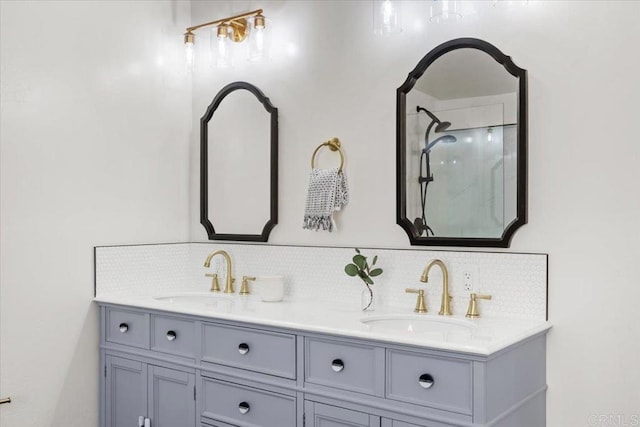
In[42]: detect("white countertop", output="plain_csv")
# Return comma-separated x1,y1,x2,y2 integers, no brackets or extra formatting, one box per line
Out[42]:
94,292,551,356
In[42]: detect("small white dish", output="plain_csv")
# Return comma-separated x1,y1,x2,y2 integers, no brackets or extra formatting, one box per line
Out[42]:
258,275,285,302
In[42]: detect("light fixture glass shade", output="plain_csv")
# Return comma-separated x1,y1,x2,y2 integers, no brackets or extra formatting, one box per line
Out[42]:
210,25,232,68
184,32,195,72
373,0,402,35
430,0,463,24
248,16,270,62
185,41,194,71
493,0,529,6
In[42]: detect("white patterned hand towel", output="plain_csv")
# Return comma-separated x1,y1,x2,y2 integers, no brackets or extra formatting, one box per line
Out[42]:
303,168,349,232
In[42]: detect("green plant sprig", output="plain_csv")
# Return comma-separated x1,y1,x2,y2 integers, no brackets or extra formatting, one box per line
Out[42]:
344,248,383,311
344,248,383,285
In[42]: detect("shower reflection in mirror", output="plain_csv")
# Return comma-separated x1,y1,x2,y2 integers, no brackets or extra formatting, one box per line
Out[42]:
413,106,457,236
406,105,516,238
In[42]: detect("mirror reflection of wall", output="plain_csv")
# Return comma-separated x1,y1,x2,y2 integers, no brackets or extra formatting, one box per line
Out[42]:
208,90,271,235
201,81,278,242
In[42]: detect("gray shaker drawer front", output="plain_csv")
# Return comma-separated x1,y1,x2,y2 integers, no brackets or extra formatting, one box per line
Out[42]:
386,349,472,414
305,337,384,396
151,315,196,358
383,418,458,427
201,378,296,427
202,323,296,379
106,308,149,349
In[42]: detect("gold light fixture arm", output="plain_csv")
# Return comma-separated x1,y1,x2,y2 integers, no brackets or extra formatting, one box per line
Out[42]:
185,9,264,43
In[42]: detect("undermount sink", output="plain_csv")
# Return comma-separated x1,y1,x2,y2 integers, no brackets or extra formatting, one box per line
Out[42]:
153,292,234,309
360,314,476,335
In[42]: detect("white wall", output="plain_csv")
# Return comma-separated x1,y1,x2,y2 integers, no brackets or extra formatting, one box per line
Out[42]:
189,1,640,426
0,1,191,426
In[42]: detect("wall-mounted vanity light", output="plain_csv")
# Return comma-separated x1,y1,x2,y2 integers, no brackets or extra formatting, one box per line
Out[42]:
184,8,268,70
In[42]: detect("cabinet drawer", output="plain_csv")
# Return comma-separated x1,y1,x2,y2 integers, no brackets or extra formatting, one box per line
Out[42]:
201,422,238,427
202,378,296,427
151,315,196,358
202,323,296,379
106,308,149,349
305,337,384,396
384,418,458,427
386,349,472,414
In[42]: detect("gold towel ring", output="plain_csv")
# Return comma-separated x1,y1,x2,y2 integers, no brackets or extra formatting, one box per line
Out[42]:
311,137,345,172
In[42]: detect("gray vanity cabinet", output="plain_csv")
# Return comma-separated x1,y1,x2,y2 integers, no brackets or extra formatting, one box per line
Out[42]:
105,356,196,427
99,304,547,427
305,401,380,427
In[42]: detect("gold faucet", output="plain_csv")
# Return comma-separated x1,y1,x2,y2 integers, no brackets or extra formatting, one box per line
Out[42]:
203,250,235,294
465,293,492,318
239,276,256,295
205,273,221,292
420,259,452,316
405,288,428,313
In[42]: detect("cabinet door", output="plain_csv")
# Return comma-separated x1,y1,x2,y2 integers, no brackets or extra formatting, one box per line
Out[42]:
106,356,147,427
148,365,196,427
305,401,379,427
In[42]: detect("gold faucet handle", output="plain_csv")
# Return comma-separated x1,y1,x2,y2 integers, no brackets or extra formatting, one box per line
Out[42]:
205,273,221,292
239,276,256,295
405,288,427,314
465,293,492,318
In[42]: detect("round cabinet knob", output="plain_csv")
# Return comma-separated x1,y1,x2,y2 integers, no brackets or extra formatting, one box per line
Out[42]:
238,401,250,414
418,373,435,389
331,359,345,372
119,323,128,333
238,343,250,355
166,330,177,341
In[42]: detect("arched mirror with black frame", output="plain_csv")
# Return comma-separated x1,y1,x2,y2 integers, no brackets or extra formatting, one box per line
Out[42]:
397,38,527,248
201,81,278,241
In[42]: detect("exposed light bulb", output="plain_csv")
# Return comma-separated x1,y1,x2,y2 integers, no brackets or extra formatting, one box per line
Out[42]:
430,0,463,24
373,0,401,35
382,1,394,26
211,25,231,68
487,128,493,142
493,0,529,6
184,32,195,72
185,42,194,70
248,16,270,62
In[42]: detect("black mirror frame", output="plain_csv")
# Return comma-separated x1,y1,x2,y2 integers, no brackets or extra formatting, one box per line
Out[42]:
201,81,278,242
397,38,528,248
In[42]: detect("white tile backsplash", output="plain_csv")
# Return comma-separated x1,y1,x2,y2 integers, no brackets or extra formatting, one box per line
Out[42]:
96,242,547,321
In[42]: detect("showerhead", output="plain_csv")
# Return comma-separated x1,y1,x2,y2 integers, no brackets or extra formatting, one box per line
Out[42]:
424,135,457,153
416,106,452,134
435,121,451,133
